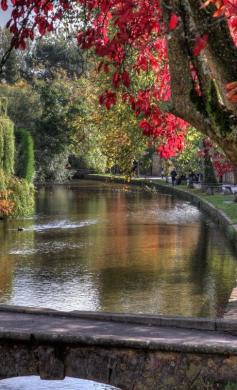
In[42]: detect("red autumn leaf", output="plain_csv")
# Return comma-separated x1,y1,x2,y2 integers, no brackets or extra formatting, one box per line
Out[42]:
18,39,26,50
112,71,121,88
121,70,130,87
1,0,8,11
103,64,110,74
213,6,226,17
169,14,179,30
225,81,237,91
193,34,208,56
225,81,237,102
139,119,152,136
99,90,116,109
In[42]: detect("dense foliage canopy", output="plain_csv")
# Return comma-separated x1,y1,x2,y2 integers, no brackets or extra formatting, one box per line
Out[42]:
1,1,237,165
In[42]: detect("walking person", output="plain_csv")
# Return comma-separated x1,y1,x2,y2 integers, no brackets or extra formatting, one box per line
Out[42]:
170,168,177,186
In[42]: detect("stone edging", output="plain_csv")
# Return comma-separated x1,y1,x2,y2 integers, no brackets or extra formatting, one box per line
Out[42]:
1,305,237,356
1,304,237,333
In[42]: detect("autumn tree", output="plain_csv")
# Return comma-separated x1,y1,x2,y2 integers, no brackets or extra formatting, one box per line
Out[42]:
70,69,148,174
173,128,202,175
2,1,237,163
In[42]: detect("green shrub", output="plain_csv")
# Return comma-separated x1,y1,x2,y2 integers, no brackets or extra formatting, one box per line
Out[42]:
0,122,3,167
7,176,35,217
0,97,8,117
0,168,6,191
36,151,72,183
0,117,15,175
15,128,35,183
0,98,34,218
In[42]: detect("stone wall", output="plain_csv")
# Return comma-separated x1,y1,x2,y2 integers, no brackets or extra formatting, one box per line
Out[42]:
0,305,237,388
1,340,237,389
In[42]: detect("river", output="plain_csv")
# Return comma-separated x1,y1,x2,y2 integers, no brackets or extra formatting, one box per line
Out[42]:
0,180,236,389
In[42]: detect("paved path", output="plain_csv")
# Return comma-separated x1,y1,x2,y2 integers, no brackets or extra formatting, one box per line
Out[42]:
0,306,237,355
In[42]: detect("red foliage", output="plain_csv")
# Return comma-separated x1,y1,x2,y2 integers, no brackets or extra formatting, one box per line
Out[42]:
200,138,234,177
1,0,7,11
0,190,15,216
193,34,209,57
169,14,179,30
3,0,237,157
99,90,116,109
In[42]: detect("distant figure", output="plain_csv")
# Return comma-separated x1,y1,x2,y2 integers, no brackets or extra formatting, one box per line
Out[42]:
161,168,165,179
176,175,184,185
197,172,203,183
187,172,194,188
170,168,177,186
131,160,138,175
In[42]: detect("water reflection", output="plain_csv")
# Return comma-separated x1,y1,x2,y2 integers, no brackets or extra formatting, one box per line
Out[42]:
0,180,237,390
0,377,117,389
0,181,236,317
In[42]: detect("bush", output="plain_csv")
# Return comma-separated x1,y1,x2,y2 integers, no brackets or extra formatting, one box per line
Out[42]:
36,151,72,183
0,168,6,191
7,176,35,217
0,98,34,218
0,97,8,116
15,128,35,183
0,171,35,218
0,117,15,176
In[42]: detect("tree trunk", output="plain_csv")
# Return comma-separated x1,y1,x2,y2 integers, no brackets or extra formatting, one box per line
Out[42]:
161,0,237,165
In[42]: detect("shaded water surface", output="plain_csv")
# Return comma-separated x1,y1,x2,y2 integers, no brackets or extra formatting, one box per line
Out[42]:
0,180,237,389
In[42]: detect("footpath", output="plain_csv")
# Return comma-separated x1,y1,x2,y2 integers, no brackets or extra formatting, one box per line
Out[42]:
1,304,237,355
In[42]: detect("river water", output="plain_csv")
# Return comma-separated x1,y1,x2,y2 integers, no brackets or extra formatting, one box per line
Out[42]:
0,180,236,389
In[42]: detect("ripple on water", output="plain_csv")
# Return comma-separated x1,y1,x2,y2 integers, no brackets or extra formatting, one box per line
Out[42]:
22,219,98,232
130,203,201,225
9,241,85,256
158,203,201,224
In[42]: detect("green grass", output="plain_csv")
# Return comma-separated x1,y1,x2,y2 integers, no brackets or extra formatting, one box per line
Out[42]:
198,193,237,223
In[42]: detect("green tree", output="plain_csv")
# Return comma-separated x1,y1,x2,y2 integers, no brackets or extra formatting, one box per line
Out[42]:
174,129,202,175
25,36,84,80
0,98,15,176
71,70,148,175
15,128,35,183
0,97,34,217
34,74,78,182
0,82,41,131
0,28,22,84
